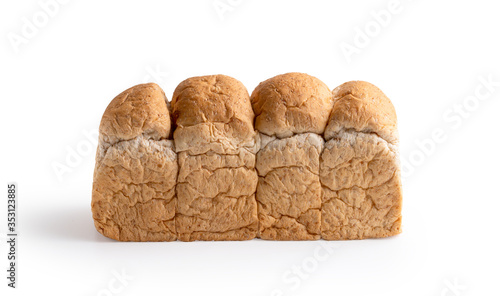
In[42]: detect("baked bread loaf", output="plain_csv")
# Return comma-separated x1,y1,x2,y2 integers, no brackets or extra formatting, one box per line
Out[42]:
251,73,334,240
91,75,403,242
320,81,403,239
171,75,259,241
91,83,178,241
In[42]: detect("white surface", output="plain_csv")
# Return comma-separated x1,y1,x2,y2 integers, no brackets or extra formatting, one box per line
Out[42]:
1,0,499,295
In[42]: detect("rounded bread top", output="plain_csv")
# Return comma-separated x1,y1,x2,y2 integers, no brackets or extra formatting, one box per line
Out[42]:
325,80,398,144
99,83,171,145
251,72,333,138
171,74,255,144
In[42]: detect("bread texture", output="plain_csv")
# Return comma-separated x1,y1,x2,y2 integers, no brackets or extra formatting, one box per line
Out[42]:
172,74,256,153
92,83,178,241
256,133,323,240
171,75,259,241
325,80,398,145
98,83,172,145
251,72,333,138
91,76,403,242
320,81,402,239
251,73,333,240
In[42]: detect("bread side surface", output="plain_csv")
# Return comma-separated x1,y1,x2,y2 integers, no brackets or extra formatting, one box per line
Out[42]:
172,75,259,241
320,131,402,239
92,83,177,241
256,133,323,240
92,137,178,241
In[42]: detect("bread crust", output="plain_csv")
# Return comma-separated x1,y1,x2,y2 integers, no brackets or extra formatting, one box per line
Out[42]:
256,133,323,240
251,73,330,240
320,131,402,239
92,83,177,241
171,74,256,150
171,74,259,241
325,81,398,144
92,137,178,241
91,76,403,242
99,83,171,145
251,73,333,138
320,81,402,240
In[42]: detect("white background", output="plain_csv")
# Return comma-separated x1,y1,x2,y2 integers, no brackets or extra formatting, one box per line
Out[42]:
1,0,499,295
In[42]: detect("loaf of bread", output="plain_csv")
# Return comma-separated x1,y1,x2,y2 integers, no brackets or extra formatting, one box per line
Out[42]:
91,74,403,241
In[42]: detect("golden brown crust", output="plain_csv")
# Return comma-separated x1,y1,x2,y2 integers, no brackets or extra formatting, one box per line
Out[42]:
92,137,178,241
93,83,176,242
91,77,403,242
171,74,255,148
321,81,401,240
325,81,398,144
99,83,172,145
256,133,323,240
320,131,402,240
175,150,259,241
171,74,259,241
251,73,333,138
